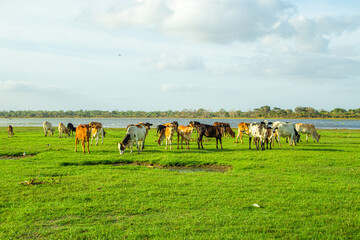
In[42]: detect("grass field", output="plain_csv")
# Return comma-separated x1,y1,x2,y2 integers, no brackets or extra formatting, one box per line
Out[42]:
1,126,360,239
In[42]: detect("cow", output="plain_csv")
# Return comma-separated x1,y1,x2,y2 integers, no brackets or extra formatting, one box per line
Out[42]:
118,123,148,155
213,122,235,138
177,122,194,150
156,121,178,135
272,121,299,146
128,122,153,130
248,121,268,150
126,122,152,148
75,124,91,154
157,123,176,150
67,123,76,135
264,127,274,149
43,121,55,137
90,123,106,146
235,122,250,144
190,121,201,137
295,123,321,143
7,125,13,137
192,122,225,149
58,123,70,138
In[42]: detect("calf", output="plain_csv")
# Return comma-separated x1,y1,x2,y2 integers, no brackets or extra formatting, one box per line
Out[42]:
7,125,14,137
43,121,55,136
58,123,70,138
67,123,76,135
157,123,176,150
273,121,299,146
177,123,194,150
249,122,268,150
75,124,91,154
157,121,178,135
213,122,235,138
295,123,320,143
235,122,250,144
90,123,106,146
193,122,225,149
118,123,148,155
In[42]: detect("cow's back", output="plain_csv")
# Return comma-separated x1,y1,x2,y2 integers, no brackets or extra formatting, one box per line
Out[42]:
76,125,90,141
128,125,147,140
43,121,52,129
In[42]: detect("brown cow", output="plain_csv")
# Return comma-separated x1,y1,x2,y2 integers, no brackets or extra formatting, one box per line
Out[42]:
295,123,320,143
7,125,13,137
75,124,91,154
177,123,194,150
213,122,235,138
157,123,176,150
192,122,225,149
235,122,250,144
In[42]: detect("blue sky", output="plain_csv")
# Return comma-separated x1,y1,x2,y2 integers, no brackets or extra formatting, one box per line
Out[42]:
1,0,360,111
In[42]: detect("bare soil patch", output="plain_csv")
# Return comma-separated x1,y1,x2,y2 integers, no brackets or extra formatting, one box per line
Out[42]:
113,162,232,172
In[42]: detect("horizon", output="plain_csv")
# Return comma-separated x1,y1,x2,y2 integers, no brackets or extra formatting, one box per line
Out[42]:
1,0,360,111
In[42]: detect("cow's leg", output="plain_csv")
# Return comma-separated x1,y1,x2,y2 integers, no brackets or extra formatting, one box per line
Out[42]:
306,134,309,143
136,139,140,153
87,140,90,153
75,138,78,152
165,138,168,150
249,136,252,149
81,140,85,154
96,135,100,146
278,135,282,147
141,140,144,152
169,138,172,150
90,135,93,146
235,130,240,143
177,133,180,149
219,138,223,149
101,131,104,145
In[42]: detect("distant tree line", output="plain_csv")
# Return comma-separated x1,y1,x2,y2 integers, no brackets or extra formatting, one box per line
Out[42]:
1,106,360,119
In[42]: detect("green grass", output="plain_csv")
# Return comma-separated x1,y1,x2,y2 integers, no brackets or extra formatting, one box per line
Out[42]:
1,127,360,239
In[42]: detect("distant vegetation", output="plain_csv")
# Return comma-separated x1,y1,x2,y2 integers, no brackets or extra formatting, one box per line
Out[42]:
1,106,360,118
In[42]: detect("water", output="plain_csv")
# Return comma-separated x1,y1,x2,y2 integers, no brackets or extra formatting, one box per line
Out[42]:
1,118,360,129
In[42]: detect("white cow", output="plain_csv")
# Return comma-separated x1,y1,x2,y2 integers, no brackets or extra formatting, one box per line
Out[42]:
58,123,70,138
248,121,268,150
118,123,148,155
273,121,298,146
43,121,55,136
295,123,320,143
90,124,106,146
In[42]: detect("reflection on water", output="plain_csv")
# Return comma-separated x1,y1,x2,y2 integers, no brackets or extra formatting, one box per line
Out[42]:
1,118,360,129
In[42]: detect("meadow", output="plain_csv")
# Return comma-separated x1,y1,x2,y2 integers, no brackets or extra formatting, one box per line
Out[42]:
1,126,360,239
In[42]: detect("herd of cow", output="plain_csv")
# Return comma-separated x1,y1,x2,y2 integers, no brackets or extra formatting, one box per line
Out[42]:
6,120,321,154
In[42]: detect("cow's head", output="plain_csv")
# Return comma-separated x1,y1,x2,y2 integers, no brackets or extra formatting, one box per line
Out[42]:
118,142,126,155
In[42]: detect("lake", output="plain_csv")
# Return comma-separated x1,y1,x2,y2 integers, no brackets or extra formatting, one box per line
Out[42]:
1,118,360,129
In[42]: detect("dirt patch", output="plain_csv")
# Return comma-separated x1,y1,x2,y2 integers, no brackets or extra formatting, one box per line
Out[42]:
0,154,36,160
112,162,232,172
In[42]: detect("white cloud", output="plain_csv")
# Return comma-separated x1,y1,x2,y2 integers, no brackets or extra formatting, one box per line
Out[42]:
95,0,295,43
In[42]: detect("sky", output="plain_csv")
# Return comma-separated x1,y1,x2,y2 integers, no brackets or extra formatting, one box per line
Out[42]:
1,0,360,112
